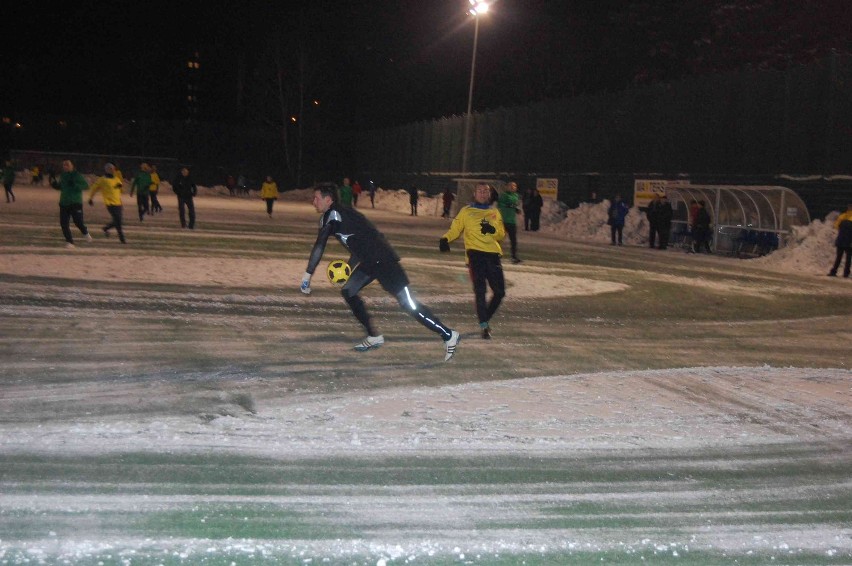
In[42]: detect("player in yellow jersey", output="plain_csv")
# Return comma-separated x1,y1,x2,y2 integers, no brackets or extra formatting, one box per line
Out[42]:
440,183,506,339
88,163,126,243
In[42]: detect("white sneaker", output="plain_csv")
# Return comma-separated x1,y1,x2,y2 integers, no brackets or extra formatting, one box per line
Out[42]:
354,335,384,352
85,232,93,242
444,330,460,362
65,242,76,249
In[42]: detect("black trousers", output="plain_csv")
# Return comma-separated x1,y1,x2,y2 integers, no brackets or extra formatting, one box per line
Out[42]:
4,182,14,202
104,205,125,242
467,250,505,325
658,223,671,249
136,192,150,220
529,211,541,232
829,246,851,277
648,222,658,247
150,192,162,212
341,261,451,340
611,224,624,244
265,198,275,215
59,203,88,243
177,195,195,228
505,223,519,258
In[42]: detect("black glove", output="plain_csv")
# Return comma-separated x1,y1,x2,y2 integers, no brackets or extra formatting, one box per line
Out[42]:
439,238,450,252
480,219,496,235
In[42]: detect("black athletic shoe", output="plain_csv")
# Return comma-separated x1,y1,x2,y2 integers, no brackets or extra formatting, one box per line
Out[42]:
481,327,492,340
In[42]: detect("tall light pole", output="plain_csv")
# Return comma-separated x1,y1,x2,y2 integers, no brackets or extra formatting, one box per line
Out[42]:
461,0,489,176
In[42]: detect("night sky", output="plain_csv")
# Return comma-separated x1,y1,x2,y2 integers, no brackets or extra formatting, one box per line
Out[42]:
5,0,850,130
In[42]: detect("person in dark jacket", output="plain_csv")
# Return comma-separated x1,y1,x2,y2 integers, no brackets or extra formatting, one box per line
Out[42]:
525,187,544,232
692,201,712,253
656,194,673,250
300,184,460,361
828,204,852,277
51,159,92,248
2,160,15,203
646,195,661,248
172,166,197,229
441,187,455,218
607,194,629,245
407,185,419,216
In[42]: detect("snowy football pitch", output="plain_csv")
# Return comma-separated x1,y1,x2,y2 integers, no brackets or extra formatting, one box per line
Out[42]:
0,187,850,564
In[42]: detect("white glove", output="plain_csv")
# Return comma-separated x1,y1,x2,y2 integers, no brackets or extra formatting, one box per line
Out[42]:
300,271,312,295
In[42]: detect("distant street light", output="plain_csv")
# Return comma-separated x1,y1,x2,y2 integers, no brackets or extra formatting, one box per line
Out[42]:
461,0,489,175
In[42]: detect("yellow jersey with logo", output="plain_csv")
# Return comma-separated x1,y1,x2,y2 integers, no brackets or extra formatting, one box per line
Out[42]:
442,204,505,261
88,176,124,206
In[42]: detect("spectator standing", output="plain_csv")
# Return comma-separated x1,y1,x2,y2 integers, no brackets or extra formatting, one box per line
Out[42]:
607,194,629,246
88,163,126,243
260,175,279,217
692,201,712,253
646,194,661,248
440,182,507,339
225,174,237,196
522,189,532,231
2,160,15,203
827,204,852,277
441,186,455,218
368,180,376,208
352,180,362,207
497,181,523,263
525,187,544,232
173,166,197,229
300,185,460,361
408,185,419,216
31,165,40,185
51,159,92,248
149,165,162,214
129,162,152,222
338,177,353,207
656,194,673,250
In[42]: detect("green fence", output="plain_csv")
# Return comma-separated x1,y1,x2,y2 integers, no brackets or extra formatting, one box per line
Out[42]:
357,53,852,178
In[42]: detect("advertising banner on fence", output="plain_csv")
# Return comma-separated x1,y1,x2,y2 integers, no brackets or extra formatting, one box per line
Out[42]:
633,179,691,208
536,178,558,201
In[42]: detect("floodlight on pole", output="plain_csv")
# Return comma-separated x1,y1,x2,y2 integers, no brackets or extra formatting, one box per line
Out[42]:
461,0,489,175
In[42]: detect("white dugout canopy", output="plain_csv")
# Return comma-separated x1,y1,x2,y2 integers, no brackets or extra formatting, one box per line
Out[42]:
664,184,811,253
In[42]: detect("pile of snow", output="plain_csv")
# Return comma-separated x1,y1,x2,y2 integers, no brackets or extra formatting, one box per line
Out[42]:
752,212,839,274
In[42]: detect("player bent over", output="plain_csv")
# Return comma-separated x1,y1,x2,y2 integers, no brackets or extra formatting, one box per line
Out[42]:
440,183,506,339
300,185,460,361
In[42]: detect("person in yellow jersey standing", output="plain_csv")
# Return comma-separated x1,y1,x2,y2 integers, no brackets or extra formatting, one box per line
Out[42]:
149,165,163,214
440,182,506,339
88,163,127,243
260,175,279,217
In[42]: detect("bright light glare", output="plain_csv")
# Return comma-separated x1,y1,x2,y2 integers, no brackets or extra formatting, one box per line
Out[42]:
468,0,489,16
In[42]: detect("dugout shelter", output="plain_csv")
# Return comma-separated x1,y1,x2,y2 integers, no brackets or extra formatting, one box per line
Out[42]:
664,184,810,256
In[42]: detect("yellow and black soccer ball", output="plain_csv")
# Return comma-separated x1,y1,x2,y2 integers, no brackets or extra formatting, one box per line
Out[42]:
326,259,351,286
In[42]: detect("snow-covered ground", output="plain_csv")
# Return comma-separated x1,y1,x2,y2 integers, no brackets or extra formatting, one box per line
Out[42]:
0,184,850,564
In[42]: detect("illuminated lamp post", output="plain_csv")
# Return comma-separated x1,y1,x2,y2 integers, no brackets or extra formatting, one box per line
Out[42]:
461,0,489,175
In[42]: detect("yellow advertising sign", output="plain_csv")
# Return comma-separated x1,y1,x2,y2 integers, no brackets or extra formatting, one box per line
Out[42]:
536,178,558,201
633,179,690,208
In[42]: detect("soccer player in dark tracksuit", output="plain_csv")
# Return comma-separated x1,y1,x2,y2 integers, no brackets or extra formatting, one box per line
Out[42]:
300,184,460,361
